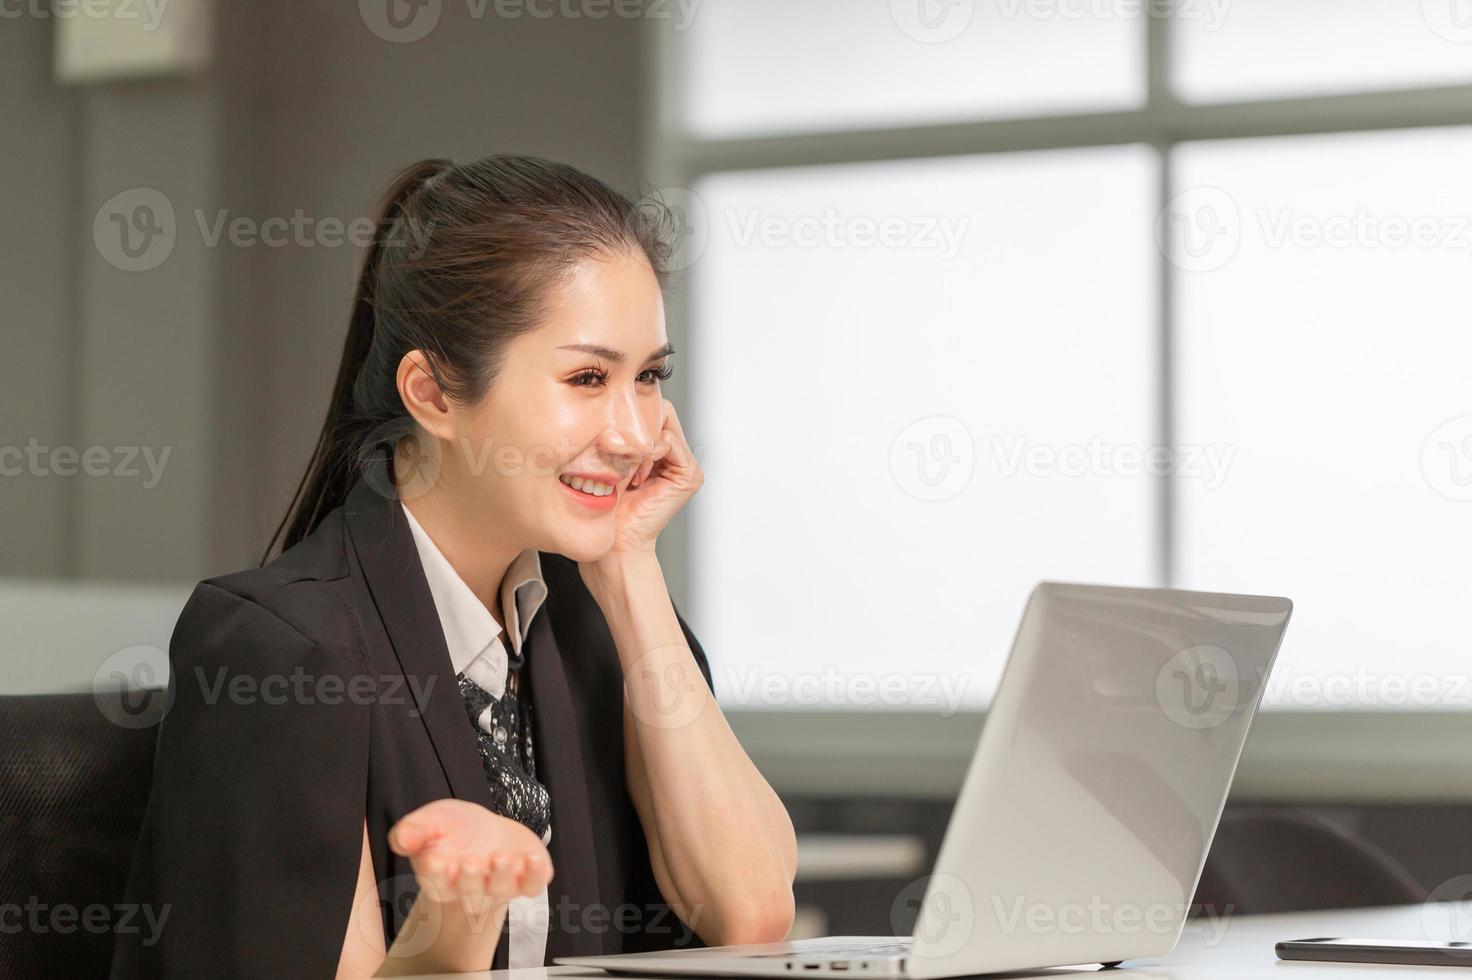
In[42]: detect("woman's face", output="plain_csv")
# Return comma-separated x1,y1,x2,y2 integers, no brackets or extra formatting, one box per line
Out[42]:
434,250,670,562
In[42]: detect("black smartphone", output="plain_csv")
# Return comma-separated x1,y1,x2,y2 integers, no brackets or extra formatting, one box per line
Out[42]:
1278,937,1472,967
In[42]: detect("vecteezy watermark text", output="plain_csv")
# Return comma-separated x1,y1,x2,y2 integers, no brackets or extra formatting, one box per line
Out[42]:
0,440,170,488
724,207,970,261
359,0,701,44
720,665,969,715
192,666,438,716
991,895,1233,945
0,898,170,946
997,0,1232,31
991,437,1236,490
0,0,169,30
93,187,439,272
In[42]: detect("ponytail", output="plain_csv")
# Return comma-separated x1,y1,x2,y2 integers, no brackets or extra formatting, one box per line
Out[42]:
260,159,452,565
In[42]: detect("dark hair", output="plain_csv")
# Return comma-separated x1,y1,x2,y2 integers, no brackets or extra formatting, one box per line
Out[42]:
261,155,673,564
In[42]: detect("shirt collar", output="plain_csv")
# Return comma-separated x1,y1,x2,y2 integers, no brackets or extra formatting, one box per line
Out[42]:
400,502,548,678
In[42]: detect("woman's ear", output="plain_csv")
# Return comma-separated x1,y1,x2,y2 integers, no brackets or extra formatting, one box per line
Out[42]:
396,350,456,442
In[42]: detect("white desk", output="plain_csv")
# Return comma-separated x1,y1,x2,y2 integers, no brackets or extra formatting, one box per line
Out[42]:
393,902,1472,979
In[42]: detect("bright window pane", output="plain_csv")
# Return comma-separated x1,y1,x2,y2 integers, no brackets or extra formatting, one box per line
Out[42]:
687,146,1160,711
1174,0,1472,103
675,0,1144,138
1173,128,1472,709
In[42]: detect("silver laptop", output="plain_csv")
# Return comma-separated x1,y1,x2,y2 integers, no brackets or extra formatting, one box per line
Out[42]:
557,582,1292,978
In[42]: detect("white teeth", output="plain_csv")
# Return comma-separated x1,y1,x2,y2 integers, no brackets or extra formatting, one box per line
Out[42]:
560,475,614,497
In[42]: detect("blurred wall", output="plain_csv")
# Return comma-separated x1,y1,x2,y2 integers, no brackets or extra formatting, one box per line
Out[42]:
1,15,81,579
1,3,650,583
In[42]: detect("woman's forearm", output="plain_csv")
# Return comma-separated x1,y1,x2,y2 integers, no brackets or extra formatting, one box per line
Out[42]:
585,552,798,946
372,891,507,976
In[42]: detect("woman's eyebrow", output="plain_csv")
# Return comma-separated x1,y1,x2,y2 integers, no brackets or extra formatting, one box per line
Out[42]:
556,342,676,364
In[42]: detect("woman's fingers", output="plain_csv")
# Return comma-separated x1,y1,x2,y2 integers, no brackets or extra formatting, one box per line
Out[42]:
388,817,430,855
630,401,687,489
509,855,531,892
414,853,453,903
458,856,488,898
660,401,696,471
514,855,540,897
486,852,523,899
661,399,685,445
644,401,692,478
524,850,553,888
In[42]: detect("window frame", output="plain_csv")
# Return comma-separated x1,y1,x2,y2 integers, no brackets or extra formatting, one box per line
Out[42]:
644,11,1472,802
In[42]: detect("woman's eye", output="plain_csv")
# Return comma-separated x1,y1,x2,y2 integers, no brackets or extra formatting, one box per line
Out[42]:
571,363,673,387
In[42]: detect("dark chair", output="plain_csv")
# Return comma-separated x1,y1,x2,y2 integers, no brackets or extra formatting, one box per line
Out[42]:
0,691,165,980
1193,806,1427,915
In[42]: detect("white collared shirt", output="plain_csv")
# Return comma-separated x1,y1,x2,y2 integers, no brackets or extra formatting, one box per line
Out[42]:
400,502,552,969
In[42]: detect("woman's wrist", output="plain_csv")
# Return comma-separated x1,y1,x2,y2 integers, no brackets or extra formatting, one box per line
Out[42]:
580,550,690,673
375,891,505,976
581,548,663,603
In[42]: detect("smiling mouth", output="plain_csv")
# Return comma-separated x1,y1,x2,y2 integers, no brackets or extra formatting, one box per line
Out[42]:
558,474,616,497
558,473,619,512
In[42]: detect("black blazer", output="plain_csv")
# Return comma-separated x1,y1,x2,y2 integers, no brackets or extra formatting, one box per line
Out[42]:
112,469,713,979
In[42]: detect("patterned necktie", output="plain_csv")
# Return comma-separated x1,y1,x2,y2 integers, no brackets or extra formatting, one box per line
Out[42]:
457,640,552,843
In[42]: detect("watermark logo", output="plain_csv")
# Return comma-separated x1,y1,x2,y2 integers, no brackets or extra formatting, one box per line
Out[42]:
1155,644,1239,729
893,873,975,958
1157,186,1240,273
626,644,710,731
636,186,709,274
0,897,170,945
1160,194,1472,271
1421,875,1472,954
889,415,975,502
366,873,443,957
93,189,437,272
0,0,171,31
991,437,1235,489
190,665,437,715
720,666,969,715
359,417,444,502
1422,0,1472,43
93,645,174,729
360,0,443,42
471,0,702,29
533,896,700,939
354,426,702,504
1422,416,1472,502
1258,208,1472,252
724,207,969,260
990,895,1232,944
996,0,1232,32
630,189,971,270
1263,666,1472,709
94,187,176,273
889,424,1233,496
890,0,975,43
361,0,701,39
0,439,171,487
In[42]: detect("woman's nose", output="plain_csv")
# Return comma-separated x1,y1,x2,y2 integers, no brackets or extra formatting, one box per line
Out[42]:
596,394,655,464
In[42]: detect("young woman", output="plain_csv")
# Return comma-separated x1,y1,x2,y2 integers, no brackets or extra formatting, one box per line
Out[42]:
112,156,798,978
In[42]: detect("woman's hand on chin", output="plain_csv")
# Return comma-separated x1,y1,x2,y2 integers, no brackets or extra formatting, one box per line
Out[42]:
580,399,703,584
